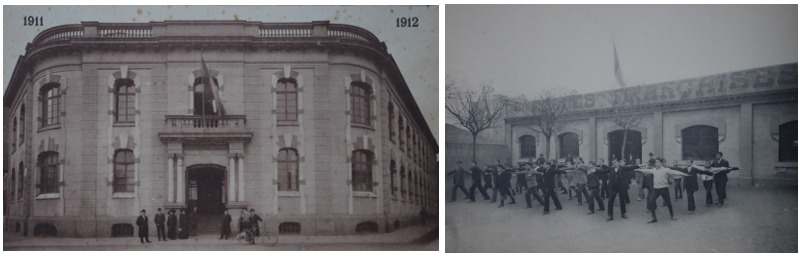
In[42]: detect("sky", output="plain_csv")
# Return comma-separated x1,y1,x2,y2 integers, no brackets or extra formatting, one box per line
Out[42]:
446,5,797,99
2,5,439,143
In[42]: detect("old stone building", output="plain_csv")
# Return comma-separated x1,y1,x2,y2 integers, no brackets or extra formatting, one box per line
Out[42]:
3,20,438,237
505,63,797,187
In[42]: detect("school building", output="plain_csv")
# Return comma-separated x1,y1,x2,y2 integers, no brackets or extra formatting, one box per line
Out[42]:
3,20,438,238
505,63,797,187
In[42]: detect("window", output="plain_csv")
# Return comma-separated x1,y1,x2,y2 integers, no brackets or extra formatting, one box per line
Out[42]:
276,78,298,122
399,116,405,147
33,223,57,237
19,104,25,144
400,166,407,197
681,125,719,160
40,83,61,127
38,152,59,194
11,117,17,152
390,160,397,196
278,148,299,191
11,168,16,200
18,162,24,200
413,134,417,161
115,79,136,123
779,121,797,162
111,224,134,237
113,149,135,193
355,221,378,234
388,103,395,141
351,150,373,192
519,135,537,158
406,124,411,152
193,77,219,116
350,82,372,126
558,133,580,159
279,222,301,234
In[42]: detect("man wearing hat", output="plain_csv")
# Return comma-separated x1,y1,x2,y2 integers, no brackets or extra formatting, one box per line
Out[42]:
135,209,152,243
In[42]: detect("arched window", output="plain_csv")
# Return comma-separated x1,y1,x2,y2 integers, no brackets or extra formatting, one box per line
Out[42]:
276,78,298,122
350,82,372,126
113,149,135,193
38,152,59,194
681,125,719,160
278,148,299,191
388,103,395,141
278,222,301,234
355,221,378,234
111,224,134,237
390,160,397,196
40,83,61,127
115,79,136,123
519,135,537,158
193,77,219,116
18,162,24,199
559,133,580,159
351,150,373,192
779,121,797,162
33,223,58,237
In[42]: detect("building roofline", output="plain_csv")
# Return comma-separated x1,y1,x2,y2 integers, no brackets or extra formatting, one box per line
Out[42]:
4,20,438,148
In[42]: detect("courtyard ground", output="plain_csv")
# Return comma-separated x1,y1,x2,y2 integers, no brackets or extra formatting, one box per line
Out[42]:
3,221,438,251
445,183,797,252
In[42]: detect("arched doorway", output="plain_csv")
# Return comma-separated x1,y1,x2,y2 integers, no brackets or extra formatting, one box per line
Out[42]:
608,129,642,164
187,165,226,215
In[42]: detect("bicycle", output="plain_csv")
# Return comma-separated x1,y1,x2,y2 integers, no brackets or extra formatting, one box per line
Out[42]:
238,225,278,246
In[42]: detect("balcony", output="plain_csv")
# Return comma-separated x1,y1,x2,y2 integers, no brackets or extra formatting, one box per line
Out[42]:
158,115,252,143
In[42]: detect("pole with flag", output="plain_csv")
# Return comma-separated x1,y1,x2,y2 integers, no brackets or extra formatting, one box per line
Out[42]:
613,39,626,88
200,56,226,117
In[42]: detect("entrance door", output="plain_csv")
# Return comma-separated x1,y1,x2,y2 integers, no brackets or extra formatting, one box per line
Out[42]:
608,129,642,165
187,166,225,215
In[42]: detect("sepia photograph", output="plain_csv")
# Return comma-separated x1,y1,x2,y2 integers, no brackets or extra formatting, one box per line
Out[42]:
445,4,797,252
3,5,439,251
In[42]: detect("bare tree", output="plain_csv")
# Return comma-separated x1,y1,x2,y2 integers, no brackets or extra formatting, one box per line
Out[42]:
515,89,576,160
445,79,509,162
607,86,644,161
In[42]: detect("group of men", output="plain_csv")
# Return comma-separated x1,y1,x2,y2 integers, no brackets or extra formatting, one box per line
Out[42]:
134,207,263,244
448,152,738,223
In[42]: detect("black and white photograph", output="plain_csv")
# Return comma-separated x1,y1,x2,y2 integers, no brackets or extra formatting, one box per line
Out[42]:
3,5,439,251
445,4,797,252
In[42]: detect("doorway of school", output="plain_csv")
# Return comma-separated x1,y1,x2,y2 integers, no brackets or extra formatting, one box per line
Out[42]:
608,129,642,165
186,165,226,215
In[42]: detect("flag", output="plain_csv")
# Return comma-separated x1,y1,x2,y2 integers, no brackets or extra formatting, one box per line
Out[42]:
613,42,626,88
201,57,226,116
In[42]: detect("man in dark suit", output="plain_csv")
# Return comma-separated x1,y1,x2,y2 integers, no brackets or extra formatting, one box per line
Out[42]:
189,206,199,237
598,159,609,198
711,152,731,207
585,162,605,214
596,160,634,221
532,160,565,215
154,208,166,241
669,160,715,214
219,208,232,240
447,161,471,202
468,161,490,202
482,164,494,193
248,209,263,237
496,165,517,207
136,209,152,244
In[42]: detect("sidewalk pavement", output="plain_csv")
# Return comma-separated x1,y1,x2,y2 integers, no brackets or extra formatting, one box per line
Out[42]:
3,222,438,249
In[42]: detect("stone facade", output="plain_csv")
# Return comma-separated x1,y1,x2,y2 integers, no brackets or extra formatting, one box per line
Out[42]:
506,63,797,187
3,20,438,238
